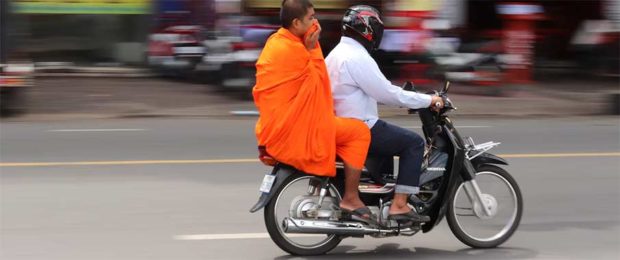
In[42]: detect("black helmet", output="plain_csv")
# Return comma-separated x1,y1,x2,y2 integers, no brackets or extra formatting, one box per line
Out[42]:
342,5,384,53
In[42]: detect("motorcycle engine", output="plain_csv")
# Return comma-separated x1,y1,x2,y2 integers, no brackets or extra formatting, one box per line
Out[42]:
289,195,339,220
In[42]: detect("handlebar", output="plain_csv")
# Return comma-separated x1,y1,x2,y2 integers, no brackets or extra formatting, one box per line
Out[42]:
402,81,455,114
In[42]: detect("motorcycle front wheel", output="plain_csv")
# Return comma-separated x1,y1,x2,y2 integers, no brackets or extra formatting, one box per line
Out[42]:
264,174,342,256
447,165,523,248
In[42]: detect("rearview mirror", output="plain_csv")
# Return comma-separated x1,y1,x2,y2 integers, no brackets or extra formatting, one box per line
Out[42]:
442,81,451,93
402,81,416,92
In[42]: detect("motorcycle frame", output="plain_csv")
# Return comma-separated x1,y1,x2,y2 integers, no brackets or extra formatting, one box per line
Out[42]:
250,83,509,234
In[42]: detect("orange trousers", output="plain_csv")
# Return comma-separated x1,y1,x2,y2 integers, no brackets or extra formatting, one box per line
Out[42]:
335,117,370,170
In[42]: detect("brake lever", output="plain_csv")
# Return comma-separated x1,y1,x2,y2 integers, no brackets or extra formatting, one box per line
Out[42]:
441,94,455,110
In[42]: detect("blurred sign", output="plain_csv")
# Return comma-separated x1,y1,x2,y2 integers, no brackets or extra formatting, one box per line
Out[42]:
436,0,465,27
394,0,438,11
496,3,543,15
13,0,151,14
245,0,346,9
498,3,542,84
605,0,620,25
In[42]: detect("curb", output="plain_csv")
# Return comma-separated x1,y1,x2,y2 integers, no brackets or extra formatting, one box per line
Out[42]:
33,64,154,78
2,92,616,121
35,72,155,78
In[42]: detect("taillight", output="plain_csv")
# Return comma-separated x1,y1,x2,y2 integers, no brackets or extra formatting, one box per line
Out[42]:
258,146,277,166
163,43,173,56
232,42,259,51
0,76,25,86
148,42,174,56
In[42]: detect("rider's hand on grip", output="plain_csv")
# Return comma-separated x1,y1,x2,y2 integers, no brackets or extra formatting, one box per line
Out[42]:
431,96,444,112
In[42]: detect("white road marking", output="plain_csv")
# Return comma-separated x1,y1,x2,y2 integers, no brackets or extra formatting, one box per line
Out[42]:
230,110,260,116
48,129,147,132
173,233,323,241
405,125,491,129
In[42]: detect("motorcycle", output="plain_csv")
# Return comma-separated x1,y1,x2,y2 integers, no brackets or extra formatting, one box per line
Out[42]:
250,81,523,255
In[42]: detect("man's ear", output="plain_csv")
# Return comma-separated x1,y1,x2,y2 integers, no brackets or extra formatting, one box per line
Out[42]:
292,18,300,29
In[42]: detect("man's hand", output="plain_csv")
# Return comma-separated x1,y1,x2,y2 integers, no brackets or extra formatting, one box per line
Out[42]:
431,95,444,112
304,21,321,50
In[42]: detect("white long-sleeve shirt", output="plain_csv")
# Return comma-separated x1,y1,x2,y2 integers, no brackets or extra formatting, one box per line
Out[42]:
326,37,432,128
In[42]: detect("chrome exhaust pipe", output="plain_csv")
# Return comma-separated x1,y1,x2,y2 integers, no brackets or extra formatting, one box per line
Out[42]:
282,217,395,236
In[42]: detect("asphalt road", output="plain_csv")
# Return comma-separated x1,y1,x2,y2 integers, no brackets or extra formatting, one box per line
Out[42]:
1,116,619,259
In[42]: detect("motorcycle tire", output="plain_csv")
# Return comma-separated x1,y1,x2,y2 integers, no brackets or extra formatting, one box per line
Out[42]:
447,165,523,248
264,174,342,255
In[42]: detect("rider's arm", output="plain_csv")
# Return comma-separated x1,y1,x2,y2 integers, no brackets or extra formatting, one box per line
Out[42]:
345,55,432,109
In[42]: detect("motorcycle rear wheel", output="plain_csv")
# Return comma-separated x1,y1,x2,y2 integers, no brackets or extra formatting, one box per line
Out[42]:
264,174,342,255
447,165,523,248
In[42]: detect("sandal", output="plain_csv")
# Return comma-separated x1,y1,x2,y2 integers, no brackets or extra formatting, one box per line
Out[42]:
388,209,430,223
341,206,379,225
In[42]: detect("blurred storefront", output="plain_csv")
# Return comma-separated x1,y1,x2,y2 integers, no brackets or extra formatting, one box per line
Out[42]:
467,0,617,57
10,0,153,65
153,0,216,31
467,0,619,77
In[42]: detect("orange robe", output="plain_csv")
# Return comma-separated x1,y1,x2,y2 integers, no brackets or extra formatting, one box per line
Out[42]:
253,28,369,177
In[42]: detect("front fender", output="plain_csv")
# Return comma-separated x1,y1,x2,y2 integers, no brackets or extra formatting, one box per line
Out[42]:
249,165,296,213
470,152,508,168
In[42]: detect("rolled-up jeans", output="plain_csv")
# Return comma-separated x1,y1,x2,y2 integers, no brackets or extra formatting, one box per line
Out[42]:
368,120,425,194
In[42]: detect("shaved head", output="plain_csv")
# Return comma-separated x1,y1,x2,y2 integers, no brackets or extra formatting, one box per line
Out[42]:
280,0,314,28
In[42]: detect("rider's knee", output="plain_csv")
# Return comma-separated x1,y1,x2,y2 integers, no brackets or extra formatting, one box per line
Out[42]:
403,131,425,148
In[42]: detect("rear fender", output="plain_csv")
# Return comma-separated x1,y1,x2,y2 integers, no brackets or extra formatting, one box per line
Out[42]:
249,165,296,213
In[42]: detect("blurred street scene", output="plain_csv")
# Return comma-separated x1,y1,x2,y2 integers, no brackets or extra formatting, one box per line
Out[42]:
1,1,620,260
1,116,619,259
0,0,619,118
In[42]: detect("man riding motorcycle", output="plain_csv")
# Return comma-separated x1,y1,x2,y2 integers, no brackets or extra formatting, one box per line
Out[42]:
325,5,444,223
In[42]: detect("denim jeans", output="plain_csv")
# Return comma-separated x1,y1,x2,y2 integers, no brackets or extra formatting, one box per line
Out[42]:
368,120,425,194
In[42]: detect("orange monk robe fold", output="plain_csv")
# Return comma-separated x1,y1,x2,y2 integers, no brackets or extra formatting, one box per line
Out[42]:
253,28,369,177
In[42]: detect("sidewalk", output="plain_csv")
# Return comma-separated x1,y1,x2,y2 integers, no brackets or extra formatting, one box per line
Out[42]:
2,71,619,121
33,62,153,78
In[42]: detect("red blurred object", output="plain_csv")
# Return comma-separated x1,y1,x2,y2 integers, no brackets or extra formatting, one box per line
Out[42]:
148,41,174,56
498,3,545,84
146,25,207,74
0,77,24,86
231,42,259,51
402,63,435,85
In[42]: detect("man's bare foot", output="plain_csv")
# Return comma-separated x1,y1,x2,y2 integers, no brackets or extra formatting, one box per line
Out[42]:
339,198,366,212
388,194,430,222
389,193,413,215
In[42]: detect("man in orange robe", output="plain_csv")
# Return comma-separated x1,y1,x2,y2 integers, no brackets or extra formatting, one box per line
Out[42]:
253,0,372,218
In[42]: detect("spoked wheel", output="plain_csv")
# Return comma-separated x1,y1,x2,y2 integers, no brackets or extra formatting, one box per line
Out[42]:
447,165,523,248
264,174,342,255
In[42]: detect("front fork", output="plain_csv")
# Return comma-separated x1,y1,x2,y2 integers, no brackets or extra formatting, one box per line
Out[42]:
460,137,501,218
463,180,494,218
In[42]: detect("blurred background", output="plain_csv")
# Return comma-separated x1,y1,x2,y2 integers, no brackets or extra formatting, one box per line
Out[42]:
1,1,620,260
0,0,619,116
